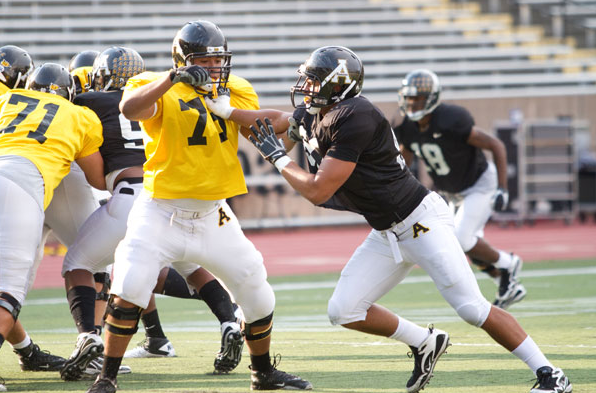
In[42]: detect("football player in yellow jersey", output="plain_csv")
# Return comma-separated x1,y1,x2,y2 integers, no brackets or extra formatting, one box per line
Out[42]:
0,62,105,390
0,46,75,390
69,50,99,95
83,20,311,393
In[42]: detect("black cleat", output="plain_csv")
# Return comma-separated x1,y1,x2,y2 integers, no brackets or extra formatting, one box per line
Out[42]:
86,376,117,393
60,332,104,381
250,355,312,390
15,342,66,371
406,325,450,393
530,366,572,393
214,321,244,374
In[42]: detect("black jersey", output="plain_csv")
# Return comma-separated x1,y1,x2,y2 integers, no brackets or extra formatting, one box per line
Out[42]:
393,103,487,193
74,90,145,175
293,96,428,230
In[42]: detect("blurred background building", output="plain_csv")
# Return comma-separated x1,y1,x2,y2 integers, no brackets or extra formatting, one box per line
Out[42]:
3,0,596,228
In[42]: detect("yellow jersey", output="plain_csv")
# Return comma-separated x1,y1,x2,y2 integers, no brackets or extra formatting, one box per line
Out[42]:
0,89,103,208
0,82,9,95
71,66,93,94
125,72,259,200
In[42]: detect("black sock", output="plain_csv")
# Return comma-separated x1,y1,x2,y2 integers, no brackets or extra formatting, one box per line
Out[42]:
67,286,97,333
199,280,235,324
250,352,271,372
141,309,166,339
161,268,199,299
14,340,34,357
101,355,123,380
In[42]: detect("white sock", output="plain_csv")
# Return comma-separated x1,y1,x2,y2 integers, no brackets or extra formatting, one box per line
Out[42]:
389,317,429,347
511,336,554,374
493,251,512,270
11,334,31,350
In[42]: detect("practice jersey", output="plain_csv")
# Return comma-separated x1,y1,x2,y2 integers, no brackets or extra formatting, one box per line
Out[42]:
71,66,93,95
0,82,9,95
0,89,103,208
393,103,488,193
74,90,145,175
293,96,428,230
125,72,259,200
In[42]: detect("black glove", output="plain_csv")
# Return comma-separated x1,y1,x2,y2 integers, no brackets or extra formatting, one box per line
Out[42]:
169,65,211,87
248,118,287,164
492,187,509,211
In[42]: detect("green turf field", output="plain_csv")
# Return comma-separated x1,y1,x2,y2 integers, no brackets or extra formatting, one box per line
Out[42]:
2,259,595,392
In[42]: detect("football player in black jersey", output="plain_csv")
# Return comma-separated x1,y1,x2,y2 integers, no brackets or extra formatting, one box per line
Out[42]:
62,46,245,382
392,69,526,310
205,46,572,393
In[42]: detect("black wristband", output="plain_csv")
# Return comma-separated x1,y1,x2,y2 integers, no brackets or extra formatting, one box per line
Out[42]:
169,69,177,82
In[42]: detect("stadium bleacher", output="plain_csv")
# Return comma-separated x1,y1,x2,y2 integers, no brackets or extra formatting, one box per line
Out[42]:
2,0,596,105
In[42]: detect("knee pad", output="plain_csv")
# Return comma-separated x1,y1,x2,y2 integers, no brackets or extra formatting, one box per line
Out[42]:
0,292,21,321
454,228,477,252
104,295,143,336
455,298,491,327
327,296,368,326
244,313,273,342
94,272,111,301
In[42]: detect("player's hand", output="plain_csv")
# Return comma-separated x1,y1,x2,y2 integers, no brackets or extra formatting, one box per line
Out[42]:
492,187,509,211
169,65,211,87
287,117,302,143
249,118,288,164
204,93,234,119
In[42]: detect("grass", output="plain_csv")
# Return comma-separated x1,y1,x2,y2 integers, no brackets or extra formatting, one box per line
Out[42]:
1,258,595,392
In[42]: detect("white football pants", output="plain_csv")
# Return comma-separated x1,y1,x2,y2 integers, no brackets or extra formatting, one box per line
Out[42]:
110,192,275,323
328,192,492,328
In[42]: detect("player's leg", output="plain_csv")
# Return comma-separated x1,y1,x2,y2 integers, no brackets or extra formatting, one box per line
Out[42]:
60,180,140,381
173,265,243,373
327,227,446,393
181,201,311,390
453,163,526,308
9,225,66,372
86,194,182,392
6,320,66,372
123,291,176,359
409,192,571,393
0,174,45,390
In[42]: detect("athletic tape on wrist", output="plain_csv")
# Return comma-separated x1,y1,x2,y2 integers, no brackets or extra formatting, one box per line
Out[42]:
274,155,292,172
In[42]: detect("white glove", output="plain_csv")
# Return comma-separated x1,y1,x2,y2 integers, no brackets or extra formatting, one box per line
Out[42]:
287,117,302,143
492,187,509,211
204,94,234,119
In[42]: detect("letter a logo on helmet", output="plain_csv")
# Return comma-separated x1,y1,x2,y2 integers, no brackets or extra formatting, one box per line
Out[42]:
324,59,352,86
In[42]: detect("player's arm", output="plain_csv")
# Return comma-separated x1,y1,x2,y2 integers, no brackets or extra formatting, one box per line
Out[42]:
466,127,508,189
233,109,297,151
119,75,172,121
399,143,415,167
75,151,106,190
120,65,210,121
205,95,298,151
248,119,354,205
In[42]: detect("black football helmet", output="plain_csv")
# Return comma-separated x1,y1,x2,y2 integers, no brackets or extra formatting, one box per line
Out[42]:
398,69,441,121
68,50,100,72
91,46,145,91
290,46,364,114
26,63,76,101
0,45,34,89
172,20,231,90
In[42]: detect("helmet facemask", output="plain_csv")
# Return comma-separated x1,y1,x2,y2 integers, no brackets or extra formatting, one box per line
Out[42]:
0,45,34,89
171,21,232,94
291,46,363,114
92,47,145,92
398,69,441,121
